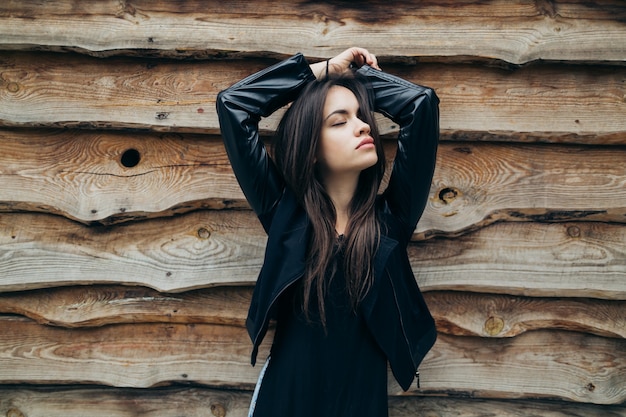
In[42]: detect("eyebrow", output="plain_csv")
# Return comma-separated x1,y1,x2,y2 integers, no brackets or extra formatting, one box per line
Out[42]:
324,108,358,122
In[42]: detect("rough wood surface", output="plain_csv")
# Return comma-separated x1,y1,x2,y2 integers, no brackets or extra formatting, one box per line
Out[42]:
411,222,626,299
0,316,624,404
1,387,625,417
428,292,626,339
1,129,625,232
423,142,626,238
0,285,252,328
1,53,625,143
0,211,624,298
0,0,625,65
0,129,247,223
1,286,624,340
0,316,268,389
0,210,266,292
410,332,626,405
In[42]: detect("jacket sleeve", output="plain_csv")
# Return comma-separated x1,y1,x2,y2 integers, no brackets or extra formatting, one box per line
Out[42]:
216,54,317,231
357,65,440,242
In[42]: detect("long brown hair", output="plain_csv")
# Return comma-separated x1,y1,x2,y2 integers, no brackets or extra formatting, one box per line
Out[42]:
272,72,386,323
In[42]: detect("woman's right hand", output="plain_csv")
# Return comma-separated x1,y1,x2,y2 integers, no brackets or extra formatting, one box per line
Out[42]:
310,47,381,79
328,47,381,73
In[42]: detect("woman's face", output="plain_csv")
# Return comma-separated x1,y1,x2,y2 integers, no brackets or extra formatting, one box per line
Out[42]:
317,86,378,178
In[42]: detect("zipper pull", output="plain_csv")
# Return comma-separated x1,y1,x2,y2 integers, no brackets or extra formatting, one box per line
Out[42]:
415,370,420,389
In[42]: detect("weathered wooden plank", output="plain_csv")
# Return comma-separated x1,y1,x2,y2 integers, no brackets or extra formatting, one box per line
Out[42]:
0,129,248,223
423,142,626,238
0,210,266,292
0,211,624,298
0,316,269,389
0,0,625,65
0,285,251,328
1,286,624,340
1,386,625,417
429,292,626,339
404,331,626,405
1,317,624,404
1,129,625,230
411,222,626,299
1,53,626,143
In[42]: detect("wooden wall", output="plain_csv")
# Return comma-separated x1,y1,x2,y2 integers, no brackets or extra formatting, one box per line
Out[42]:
1,1,625,416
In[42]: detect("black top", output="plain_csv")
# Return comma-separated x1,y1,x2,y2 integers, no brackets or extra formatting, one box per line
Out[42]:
252,246,389,417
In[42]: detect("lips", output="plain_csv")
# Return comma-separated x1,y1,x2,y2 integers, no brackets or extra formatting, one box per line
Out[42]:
356,137,375,149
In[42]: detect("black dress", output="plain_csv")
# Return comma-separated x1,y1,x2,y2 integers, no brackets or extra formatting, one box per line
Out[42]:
251,245,389,417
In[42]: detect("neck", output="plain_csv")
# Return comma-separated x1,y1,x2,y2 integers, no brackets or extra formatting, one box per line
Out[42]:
321,172,359,235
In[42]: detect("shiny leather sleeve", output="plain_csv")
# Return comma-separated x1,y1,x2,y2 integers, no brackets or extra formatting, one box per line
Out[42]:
216,54,317,231
357,65,440,242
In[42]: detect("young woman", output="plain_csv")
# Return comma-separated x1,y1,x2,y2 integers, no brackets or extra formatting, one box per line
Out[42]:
216,47,439,417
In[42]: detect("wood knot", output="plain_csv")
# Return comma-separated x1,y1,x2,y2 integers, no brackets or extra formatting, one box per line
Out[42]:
567,226,581,238
484,316,505,336
6,408,26,417
197,228,211,239
211,403,227,417
121,148,141,168
6,82,20,93
438,187,460,204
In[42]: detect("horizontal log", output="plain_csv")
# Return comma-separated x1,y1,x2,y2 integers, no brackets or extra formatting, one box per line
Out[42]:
407,331,626,405
429,292,626,339
0,211,624,298
1,129,625,232
1,386,625,417
0,285,252,328
1,53,625,143
1,285,624,340
0,317,624,404
0,0,625,65
0,129,248,223
0,210,266,292
422,141,626,238
411,221,626,299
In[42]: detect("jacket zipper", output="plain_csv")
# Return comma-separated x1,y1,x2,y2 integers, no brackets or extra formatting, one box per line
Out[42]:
387,271,420,389
251,275,301,352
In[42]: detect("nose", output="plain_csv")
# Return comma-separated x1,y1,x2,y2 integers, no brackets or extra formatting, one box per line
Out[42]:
356,118,370,136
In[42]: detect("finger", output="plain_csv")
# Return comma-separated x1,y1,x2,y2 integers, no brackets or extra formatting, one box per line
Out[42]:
367,53,379,69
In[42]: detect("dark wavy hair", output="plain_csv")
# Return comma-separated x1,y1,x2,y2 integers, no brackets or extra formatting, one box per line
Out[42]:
272,72,386,324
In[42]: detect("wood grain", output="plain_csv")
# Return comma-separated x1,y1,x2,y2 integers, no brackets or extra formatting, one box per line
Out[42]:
428,291,626,339
410,222,626,299
0,129,625,231
0,316,623,404
405,331,626,405
1,386,625,417
422,142,626,238
1,286,623,340
0,210,266,292
0,211,624,298
1,53,625,143
0,129,248,223
0,285,252,328
0,0,625,65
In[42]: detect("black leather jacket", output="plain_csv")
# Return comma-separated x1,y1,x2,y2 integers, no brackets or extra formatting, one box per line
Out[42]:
216,53,439,391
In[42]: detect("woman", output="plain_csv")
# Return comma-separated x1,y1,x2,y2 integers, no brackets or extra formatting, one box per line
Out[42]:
216,47,439,417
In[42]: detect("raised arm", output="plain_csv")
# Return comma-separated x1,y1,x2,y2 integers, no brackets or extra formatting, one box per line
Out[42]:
216,54,317,230
357,65,440,241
